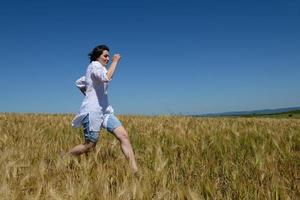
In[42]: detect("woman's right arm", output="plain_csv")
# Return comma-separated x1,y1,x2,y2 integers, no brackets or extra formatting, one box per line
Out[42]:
106,54,121,80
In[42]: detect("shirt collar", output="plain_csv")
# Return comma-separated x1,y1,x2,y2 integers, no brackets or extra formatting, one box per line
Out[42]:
92,61,107,71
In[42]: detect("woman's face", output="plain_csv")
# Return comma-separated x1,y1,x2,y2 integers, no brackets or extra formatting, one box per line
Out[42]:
98,50,110,66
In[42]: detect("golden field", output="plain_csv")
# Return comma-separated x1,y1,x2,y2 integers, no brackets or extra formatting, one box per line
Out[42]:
0,113,299,199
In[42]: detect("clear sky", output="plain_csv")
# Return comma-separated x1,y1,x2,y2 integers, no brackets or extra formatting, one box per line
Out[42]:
0,0,299,115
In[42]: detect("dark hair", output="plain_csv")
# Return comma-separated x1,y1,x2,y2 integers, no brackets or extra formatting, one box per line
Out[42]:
88,45,109,62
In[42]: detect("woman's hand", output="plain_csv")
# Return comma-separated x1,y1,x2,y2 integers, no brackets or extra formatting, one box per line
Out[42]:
112,54,121,63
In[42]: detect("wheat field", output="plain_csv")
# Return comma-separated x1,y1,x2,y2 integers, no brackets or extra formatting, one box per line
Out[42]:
0,113,299,199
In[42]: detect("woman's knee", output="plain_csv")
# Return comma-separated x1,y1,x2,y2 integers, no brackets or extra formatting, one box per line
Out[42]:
114,127,129,141
119,132,129,142
84,142,96,151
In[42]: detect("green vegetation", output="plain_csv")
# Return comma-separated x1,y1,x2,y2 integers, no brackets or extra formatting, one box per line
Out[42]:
240,110,300,119
0,113,299,199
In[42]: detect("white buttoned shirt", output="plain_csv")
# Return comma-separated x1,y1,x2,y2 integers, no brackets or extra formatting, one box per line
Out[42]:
71,61,114,131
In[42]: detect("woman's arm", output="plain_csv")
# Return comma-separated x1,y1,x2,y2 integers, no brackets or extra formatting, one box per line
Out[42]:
75,76,86,95
107,54,121,80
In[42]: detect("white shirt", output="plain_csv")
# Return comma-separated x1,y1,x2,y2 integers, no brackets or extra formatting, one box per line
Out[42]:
71,61,114,131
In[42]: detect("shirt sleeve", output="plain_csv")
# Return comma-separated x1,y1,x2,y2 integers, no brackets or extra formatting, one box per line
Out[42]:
75,76,86,95
91,66,110,82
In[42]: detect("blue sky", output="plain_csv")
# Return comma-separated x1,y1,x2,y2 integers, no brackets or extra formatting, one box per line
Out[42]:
0,0,299,115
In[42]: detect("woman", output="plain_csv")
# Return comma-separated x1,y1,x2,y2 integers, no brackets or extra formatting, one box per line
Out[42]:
69,45,138,173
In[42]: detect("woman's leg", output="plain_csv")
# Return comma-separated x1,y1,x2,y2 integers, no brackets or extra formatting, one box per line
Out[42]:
113,126,138,173
68,142,96,156
69,114,99,156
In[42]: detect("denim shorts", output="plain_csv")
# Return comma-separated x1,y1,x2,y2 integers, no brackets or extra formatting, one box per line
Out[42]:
82,114,122,143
